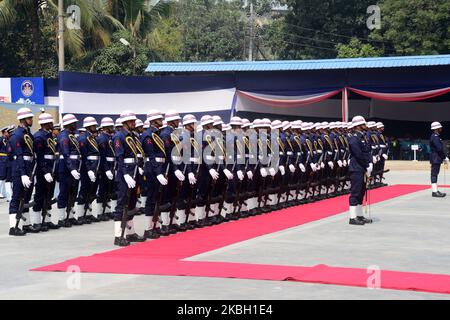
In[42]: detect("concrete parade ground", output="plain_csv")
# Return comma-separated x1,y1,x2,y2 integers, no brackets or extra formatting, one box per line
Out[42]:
1,163,450,300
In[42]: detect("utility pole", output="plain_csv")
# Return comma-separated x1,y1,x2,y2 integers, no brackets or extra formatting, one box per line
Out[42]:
58,0,65,71
248,1,254,61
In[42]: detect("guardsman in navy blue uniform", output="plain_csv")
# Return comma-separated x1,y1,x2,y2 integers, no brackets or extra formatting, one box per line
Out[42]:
31,113,59,232
195,115,219,225
113,110,146,246
109,118,123,215
96,117,116,221
141,109,165,239
430,121,448,197
133,119,146,213
174,114,199,229
348,116,373,225
0,126,10,199
160,110,184,234
74,117,101,224
8,107,35,236
375,122,389,187
56,114,81,228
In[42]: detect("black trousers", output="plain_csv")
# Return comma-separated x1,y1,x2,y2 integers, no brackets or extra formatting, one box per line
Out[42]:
349,171,366,206
431,163,441,184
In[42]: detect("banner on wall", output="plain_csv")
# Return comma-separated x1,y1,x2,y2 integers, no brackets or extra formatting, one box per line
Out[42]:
0,78,11,102
10,77,44,104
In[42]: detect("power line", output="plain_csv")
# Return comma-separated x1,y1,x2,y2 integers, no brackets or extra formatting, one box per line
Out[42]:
255,35,338,52
282,21,392,46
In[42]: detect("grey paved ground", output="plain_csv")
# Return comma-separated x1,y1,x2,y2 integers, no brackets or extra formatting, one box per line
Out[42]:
1,170,450,300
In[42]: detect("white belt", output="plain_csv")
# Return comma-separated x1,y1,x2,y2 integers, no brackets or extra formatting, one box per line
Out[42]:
279,152,284,156
137,154,143,158
190,157,200,164
172,156,182,162
237,155,243,159
155,157,165,163
327,151,332,155
371,146,377,149
380,144,387,148
287,151,293,156
317,150,323,154
44,155,56,160
60,155,80,160
124,158,135,164
87,156,99,161
205,155,214,161
106,157,115,162
15,155,34,161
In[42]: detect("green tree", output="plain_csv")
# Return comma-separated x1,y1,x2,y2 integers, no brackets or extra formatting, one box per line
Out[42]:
90,30,150,75
282,0,377,59
336,38,383,58
370,0,450,55
176,0,246,62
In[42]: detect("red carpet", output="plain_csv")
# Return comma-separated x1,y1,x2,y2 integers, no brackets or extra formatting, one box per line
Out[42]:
32,184,450,295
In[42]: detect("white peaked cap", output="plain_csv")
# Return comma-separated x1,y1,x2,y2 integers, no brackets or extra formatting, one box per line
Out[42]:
38,113,54,125
62,114,78,126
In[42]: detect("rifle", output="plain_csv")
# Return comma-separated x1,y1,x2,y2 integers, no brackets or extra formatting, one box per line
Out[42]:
82,156,101,222
168,164,186,232
15,161,37,229
41,154,57,229
119,163,139,241
101,160,116,219
152,162,170,233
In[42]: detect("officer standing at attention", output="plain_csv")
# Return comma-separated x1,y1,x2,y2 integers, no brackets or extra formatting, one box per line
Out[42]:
31,113,59,232
56,114,81,228
113,110,145,246
8,107,36,236
430,121,448,197
348,116,373,225
75,117,101,224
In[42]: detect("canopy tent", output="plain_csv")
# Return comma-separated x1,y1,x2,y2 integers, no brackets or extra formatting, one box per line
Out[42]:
146,55,450,123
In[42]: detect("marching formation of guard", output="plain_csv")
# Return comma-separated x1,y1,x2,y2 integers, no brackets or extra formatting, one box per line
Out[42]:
4,107,390,246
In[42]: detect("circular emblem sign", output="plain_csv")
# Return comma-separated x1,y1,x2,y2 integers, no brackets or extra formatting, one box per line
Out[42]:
21,80,34,97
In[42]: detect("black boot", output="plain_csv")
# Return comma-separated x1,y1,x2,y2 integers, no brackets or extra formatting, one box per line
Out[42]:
178,223,188,232
349,218,365,225
61,220,72,228
114,237,130,247
357,216,373,224
126,233,146,242
168,224,179,234
36,223,49,232
46,221,60,230
70,218,83,226
23,224,40,233
9,227,26,236
432,191,446,198
87,215,100,223
160,226,170,236
143,229,160,239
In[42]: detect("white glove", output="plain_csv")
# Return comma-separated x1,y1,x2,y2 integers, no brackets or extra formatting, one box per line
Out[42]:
347,159,350,166
44,173,53,183
279,166,285,176
106,170,114,180
124,174,136,189
260,168,268,178
174,169,185,182
382,154,388,160
337,160,343,168
269,167,276,177
445,157,449,163
372,156,378,164
71,170,80,180
320,162,325,169
247,171,253,180
88,170,96,182
310,163,317,172
188,172,197,185
299,163,306,173
157,174,168,185
138,167,144,176
366,163,373,176
209,168,219,180
289,164,296,173
223,169,234,180
237,170,244,181
343,160,348,167
21,175,32,188
328,161,334,169
376,155,381,162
